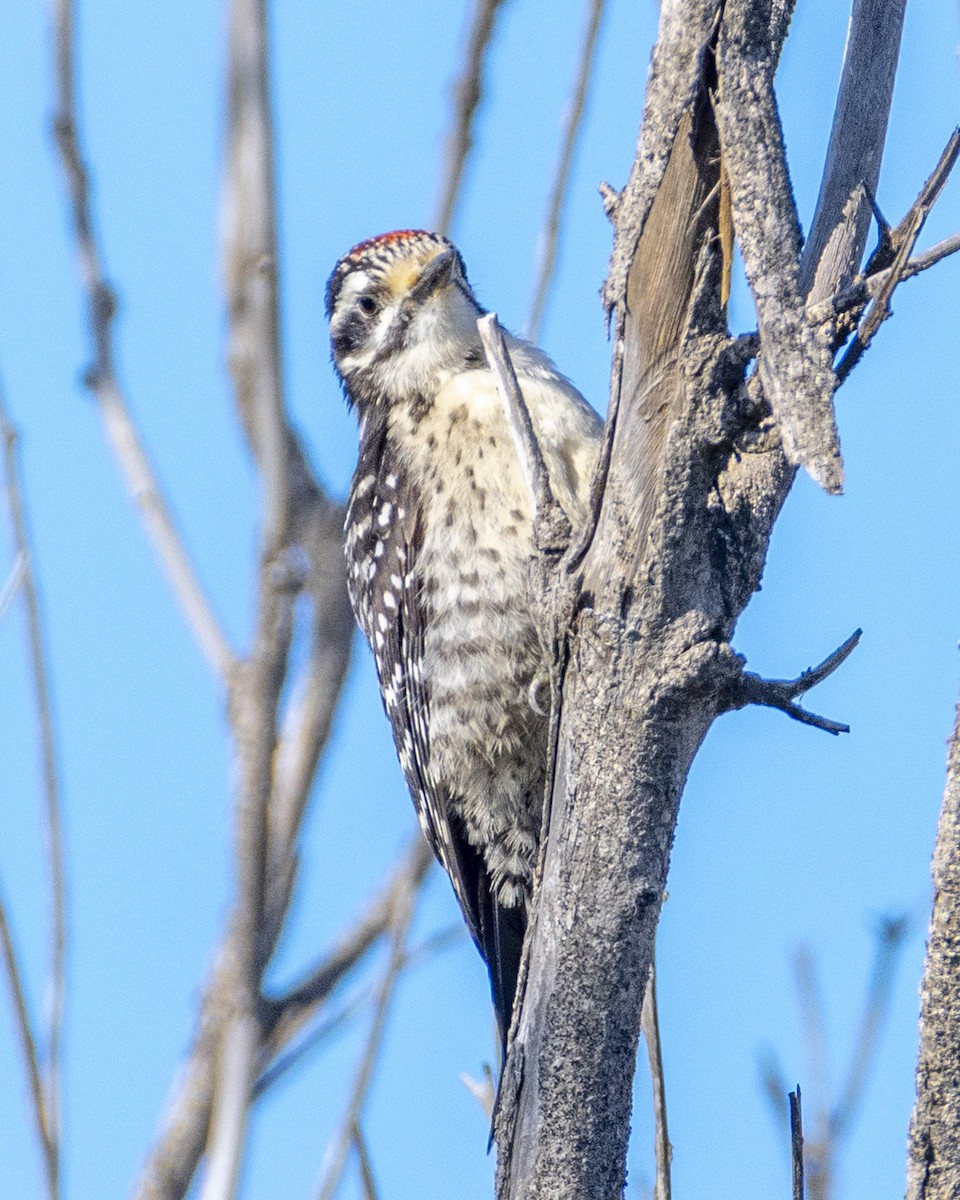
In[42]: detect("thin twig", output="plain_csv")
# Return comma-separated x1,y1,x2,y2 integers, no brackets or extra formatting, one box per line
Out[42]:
526,0,607,340
836,128,960,383
315,876,420,1200
790,1088,805,1200
640,961,671,1200
434,0,509,235
804,229,960,334
0,550,26,620
831,914,910,1138
352,1121,381,1200
262,838,432,1053
902,230,960,278
49,0,235,685
0,888,58,1200
477,314,570,552
0,389,64,1200
732,629,861,735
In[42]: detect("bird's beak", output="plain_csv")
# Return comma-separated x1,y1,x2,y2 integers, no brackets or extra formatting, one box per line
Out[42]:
410,249,457,302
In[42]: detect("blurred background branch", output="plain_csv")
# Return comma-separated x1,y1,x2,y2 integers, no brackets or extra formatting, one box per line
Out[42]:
435,0,509,236
759,917,912,1200
525,0,606,340
50,0,236,684
0,380,64,1200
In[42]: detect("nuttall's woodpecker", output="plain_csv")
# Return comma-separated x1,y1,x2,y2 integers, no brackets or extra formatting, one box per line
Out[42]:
327,230,601,1047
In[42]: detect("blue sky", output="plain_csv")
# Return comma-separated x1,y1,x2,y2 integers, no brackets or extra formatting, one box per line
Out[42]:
1,2,958,1198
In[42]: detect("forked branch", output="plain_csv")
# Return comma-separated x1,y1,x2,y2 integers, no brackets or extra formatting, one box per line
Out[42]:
730,630,861,736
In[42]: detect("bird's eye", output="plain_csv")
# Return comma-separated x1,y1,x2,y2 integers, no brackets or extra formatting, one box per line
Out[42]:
357,295,379,317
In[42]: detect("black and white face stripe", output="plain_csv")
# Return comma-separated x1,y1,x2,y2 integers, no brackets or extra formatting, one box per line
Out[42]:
325,229,461,319
326,231,484,410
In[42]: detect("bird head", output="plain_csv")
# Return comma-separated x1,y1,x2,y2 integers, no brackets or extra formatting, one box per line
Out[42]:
326,230,484,411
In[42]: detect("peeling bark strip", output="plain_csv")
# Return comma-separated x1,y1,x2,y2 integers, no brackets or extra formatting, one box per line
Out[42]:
906,705,960,1200
492,0,931,1195
715,0,842,493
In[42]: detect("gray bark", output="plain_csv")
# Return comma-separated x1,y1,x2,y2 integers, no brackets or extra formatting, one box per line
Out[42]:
906,704,960,1200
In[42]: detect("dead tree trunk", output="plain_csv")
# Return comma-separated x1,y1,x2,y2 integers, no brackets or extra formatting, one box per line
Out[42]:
491,2,955,1196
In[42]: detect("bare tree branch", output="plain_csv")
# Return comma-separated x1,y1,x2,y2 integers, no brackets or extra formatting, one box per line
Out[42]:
902,231,960,278
261,838,433,1064
729,629,860,736
49,0,236,685
0,550,26,620
222,0,290,547
434,0,510,235
0,886,58,1200
0,386,65,1196
803,229,960,335
526,0,607,341
790,1088,804,1200
193,0,313,1189
799,0,907,302
134,841,430,1200
836,128,960,383
352,1121,382,1200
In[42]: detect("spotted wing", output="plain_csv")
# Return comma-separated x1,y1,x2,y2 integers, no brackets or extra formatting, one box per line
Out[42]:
344,425,488,938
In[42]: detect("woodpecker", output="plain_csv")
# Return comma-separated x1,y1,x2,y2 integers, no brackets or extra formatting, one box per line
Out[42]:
327,230,601,1048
